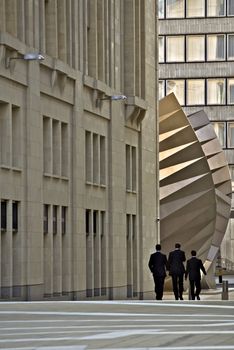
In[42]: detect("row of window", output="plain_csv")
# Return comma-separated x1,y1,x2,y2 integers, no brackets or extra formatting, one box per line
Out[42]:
1,200,18,231
1,202,68,235
212,121,234,148
159,34,234,63
159,0,234,19
44,205,67,235
85,131,106,186
85,131,138,193
85,209,105,236
159,78,234,106
0,103,21,169
43,116,68,177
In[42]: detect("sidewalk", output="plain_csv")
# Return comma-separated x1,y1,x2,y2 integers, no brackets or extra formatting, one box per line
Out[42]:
163,286,234,301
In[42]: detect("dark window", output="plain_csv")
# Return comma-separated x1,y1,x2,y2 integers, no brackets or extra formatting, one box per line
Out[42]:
12,202,18,231
93,210,98,235
61,206,66,235
1,200,7,230
86,209,91,235
44,204,49,233
53,205,57,234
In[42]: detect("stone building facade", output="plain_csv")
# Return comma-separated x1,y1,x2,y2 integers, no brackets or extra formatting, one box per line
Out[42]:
0,0,158,300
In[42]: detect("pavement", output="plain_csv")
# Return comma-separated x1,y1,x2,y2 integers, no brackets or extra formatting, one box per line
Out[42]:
0,288,234,350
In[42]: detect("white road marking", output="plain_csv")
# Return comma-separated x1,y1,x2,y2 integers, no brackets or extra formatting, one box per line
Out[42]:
0,348,86,350
1,310,234,318
1,329,233,343
100,347,234,350
1,321,234,336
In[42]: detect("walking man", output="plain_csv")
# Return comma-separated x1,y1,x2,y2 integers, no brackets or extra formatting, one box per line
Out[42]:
168,243,186,300
148,244,168,300
185,250,207,300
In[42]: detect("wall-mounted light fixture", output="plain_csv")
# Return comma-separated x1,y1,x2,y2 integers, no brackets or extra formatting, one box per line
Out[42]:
96,94,127,107
6,52,44,68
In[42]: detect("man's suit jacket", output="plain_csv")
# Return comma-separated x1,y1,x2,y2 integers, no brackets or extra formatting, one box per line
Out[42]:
148,251,168,277
168,249,186,275
185,257,206,281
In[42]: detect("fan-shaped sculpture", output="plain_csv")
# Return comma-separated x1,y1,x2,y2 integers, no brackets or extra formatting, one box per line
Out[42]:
159,93,231,287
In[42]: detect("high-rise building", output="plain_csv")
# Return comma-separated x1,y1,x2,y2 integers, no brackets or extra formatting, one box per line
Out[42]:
158,0,234,267
0,0,158,300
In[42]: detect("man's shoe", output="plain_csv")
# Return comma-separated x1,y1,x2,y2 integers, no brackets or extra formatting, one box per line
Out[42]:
197,295,200,300
179,296,183,300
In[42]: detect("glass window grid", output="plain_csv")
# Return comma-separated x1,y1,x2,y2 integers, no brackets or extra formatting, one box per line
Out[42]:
159,78,234,106
159,34,234,63
211,121,226,148
227,121,234,147
159,0,233,18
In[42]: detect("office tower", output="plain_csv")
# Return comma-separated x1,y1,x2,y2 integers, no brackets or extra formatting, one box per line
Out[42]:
158,0,234,268
0,0,158,300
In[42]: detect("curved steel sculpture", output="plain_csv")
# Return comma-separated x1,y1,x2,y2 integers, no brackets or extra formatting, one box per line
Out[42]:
159,93,231,287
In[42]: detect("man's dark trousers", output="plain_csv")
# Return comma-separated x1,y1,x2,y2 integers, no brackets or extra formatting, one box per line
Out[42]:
153,274,165,300
189,279,201,300
171,273,184,300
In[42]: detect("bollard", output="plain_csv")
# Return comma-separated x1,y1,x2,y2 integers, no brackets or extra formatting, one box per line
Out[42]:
222,280,229,300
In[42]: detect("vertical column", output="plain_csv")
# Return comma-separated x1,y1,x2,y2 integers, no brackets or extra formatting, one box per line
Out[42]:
140,0,146,98
139,0,157,298
126,214,133,297
70,0,78,69
66,0,72,66
1,200,12,298
33,0,40,50
44,205,53,296
57,0,67,62
124,0,135,95
62,206,69,294
39,0,46,53
108,101,126,299
94,211,101,296
86,209,94,296
132,214,139,296
83,0,88,74
0,0,5,32
12,201,22,297
53,206,62,295
25,0,34,46
104,0,110,85
5,0,17,36
45,0,58,58
17,0,25,42
97,0,105,81
135,0,141,96
87,0,98,78
71,79,85,298
101,211,107,295
24,58,44,300
114,0,121,90
108,0,115,88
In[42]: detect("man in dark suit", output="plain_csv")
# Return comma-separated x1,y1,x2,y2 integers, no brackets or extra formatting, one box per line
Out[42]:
185,250,207,300
168,243,186,300
148,244,168,300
